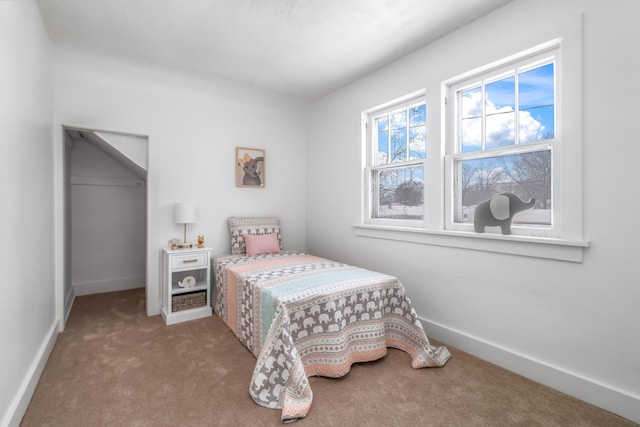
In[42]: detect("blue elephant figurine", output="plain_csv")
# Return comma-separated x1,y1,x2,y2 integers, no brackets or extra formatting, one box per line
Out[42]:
473,192,535,235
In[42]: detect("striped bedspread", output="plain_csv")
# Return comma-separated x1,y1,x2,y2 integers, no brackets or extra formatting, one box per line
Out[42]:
213,251,450,422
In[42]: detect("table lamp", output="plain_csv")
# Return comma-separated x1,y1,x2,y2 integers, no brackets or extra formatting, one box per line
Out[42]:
174,202,197,244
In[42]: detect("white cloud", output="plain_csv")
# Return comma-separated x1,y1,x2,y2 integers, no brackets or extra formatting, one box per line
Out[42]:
460,91,546,150
518,110,546,143
409,129,425,156
377,151,388,164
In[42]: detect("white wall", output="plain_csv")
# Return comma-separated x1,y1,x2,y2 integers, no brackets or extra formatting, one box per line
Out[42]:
0,2,57,426
69,137,146,296
53,47,308,316
307,0,640,422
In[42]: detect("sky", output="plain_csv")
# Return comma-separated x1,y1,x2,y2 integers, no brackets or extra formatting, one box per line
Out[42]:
375,62,554,164
460,62,554,152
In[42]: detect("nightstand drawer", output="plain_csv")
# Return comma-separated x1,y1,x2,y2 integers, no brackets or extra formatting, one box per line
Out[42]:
171,252,208,269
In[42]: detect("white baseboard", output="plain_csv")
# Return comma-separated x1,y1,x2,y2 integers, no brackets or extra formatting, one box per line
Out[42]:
1,319,59,427
421,317,640,424
73,275,144,296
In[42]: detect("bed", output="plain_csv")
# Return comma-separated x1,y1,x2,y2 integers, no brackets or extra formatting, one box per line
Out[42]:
213,217,450,422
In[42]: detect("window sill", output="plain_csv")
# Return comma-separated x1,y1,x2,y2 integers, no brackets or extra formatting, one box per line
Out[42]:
353,224,589,262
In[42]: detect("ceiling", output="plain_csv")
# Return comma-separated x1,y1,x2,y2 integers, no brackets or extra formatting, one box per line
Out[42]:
37,0,511,101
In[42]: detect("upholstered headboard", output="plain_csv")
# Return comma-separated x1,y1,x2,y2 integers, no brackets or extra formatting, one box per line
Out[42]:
228,216,281,255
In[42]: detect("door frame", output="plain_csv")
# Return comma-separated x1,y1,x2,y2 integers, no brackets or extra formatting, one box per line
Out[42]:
53,118,151,331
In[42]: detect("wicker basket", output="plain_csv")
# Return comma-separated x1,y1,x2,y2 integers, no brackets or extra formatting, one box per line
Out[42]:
172,290,206,312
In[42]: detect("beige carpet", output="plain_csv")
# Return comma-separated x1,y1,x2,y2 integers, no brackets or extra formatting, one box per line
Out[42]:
21,289,634,426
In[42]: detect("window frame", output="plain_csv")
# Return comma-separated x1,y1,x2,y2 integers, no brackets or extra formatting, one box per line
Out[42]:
362,90,427,228
444,48,559,238
357,35,587,262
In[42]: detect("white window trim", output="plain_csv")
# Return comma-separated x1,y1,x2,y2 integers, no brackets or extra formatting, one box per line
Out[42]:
444,45,560,238
361,89,427,228
358,27,587,262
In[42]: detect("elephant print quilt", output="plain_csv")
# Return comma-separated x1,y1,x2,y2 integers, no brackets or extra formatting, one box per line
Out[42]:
213,251,450,422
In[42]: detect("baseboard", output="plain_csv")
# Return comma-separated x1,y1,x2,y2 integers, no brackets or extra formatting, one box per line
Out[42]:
421,317,640,424
1,319,59,427
64,286,75,323
73,275,144,296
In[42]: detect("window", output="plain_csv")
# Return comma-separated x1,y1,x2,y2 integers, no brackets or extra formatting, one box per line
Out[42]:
359,37,585,261
446,48,559,237
363,93,426,225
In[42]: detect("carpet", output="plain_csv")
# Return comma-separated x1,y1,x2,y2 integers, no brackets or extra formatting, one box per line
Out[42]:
21,288,635,426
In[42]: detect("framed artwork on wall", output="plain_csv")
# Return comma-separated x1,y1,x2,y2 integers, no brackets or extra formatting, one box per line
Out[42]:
236,147,265,188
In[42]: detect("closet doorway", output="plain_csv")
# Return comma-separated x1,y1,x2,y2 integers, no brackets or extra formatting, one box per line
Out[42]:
63,127,148,320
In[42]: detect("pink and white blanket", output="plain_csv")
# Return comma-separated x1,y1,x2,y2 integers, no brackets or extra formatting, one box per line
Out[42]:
213,251,450,422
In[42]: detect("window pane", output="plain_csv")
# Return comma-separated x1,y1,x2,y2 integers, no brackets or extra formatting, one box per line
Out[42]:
519,63,554,141
485,76,515,149
391,110,407,129
373,166,424,220
409,104,426,159
486,111,515,149
409,126,425,159
409,104,426,127
455,150,551,226
461,87,481,119
519,106,554,142
390,128,407,162
461,117,481,153
486,76,515,114
376,116,389,165
519,64,554,109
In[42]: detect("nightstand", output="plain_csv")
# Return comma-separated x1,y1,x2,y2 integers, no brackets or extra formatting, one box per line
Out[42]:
161,246,212,325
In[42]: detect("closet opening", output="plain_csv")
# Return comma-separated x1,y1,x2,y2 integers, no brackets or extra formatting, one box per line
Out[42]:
62,127,148,320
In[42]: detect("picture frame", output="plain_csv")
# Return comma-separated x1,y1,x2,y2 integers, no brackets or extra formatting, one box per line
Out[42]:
236,147,265,188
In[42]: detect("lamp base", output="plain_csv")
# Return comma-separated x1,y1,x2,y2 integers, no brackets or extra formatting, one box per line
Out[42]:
177,242,194,249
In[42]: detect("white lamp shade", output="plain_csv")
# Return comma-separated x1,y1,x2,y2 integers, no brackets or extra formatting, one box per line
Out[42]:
174,202,197,224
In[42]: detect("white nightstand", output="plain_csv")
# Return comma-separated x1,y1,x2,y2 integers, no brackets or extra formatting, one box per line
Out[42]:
161,246,212,325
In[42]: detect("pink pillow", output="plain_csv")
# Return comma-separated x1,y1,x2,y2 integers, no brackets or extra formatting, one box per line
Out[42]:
243,233,280,256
